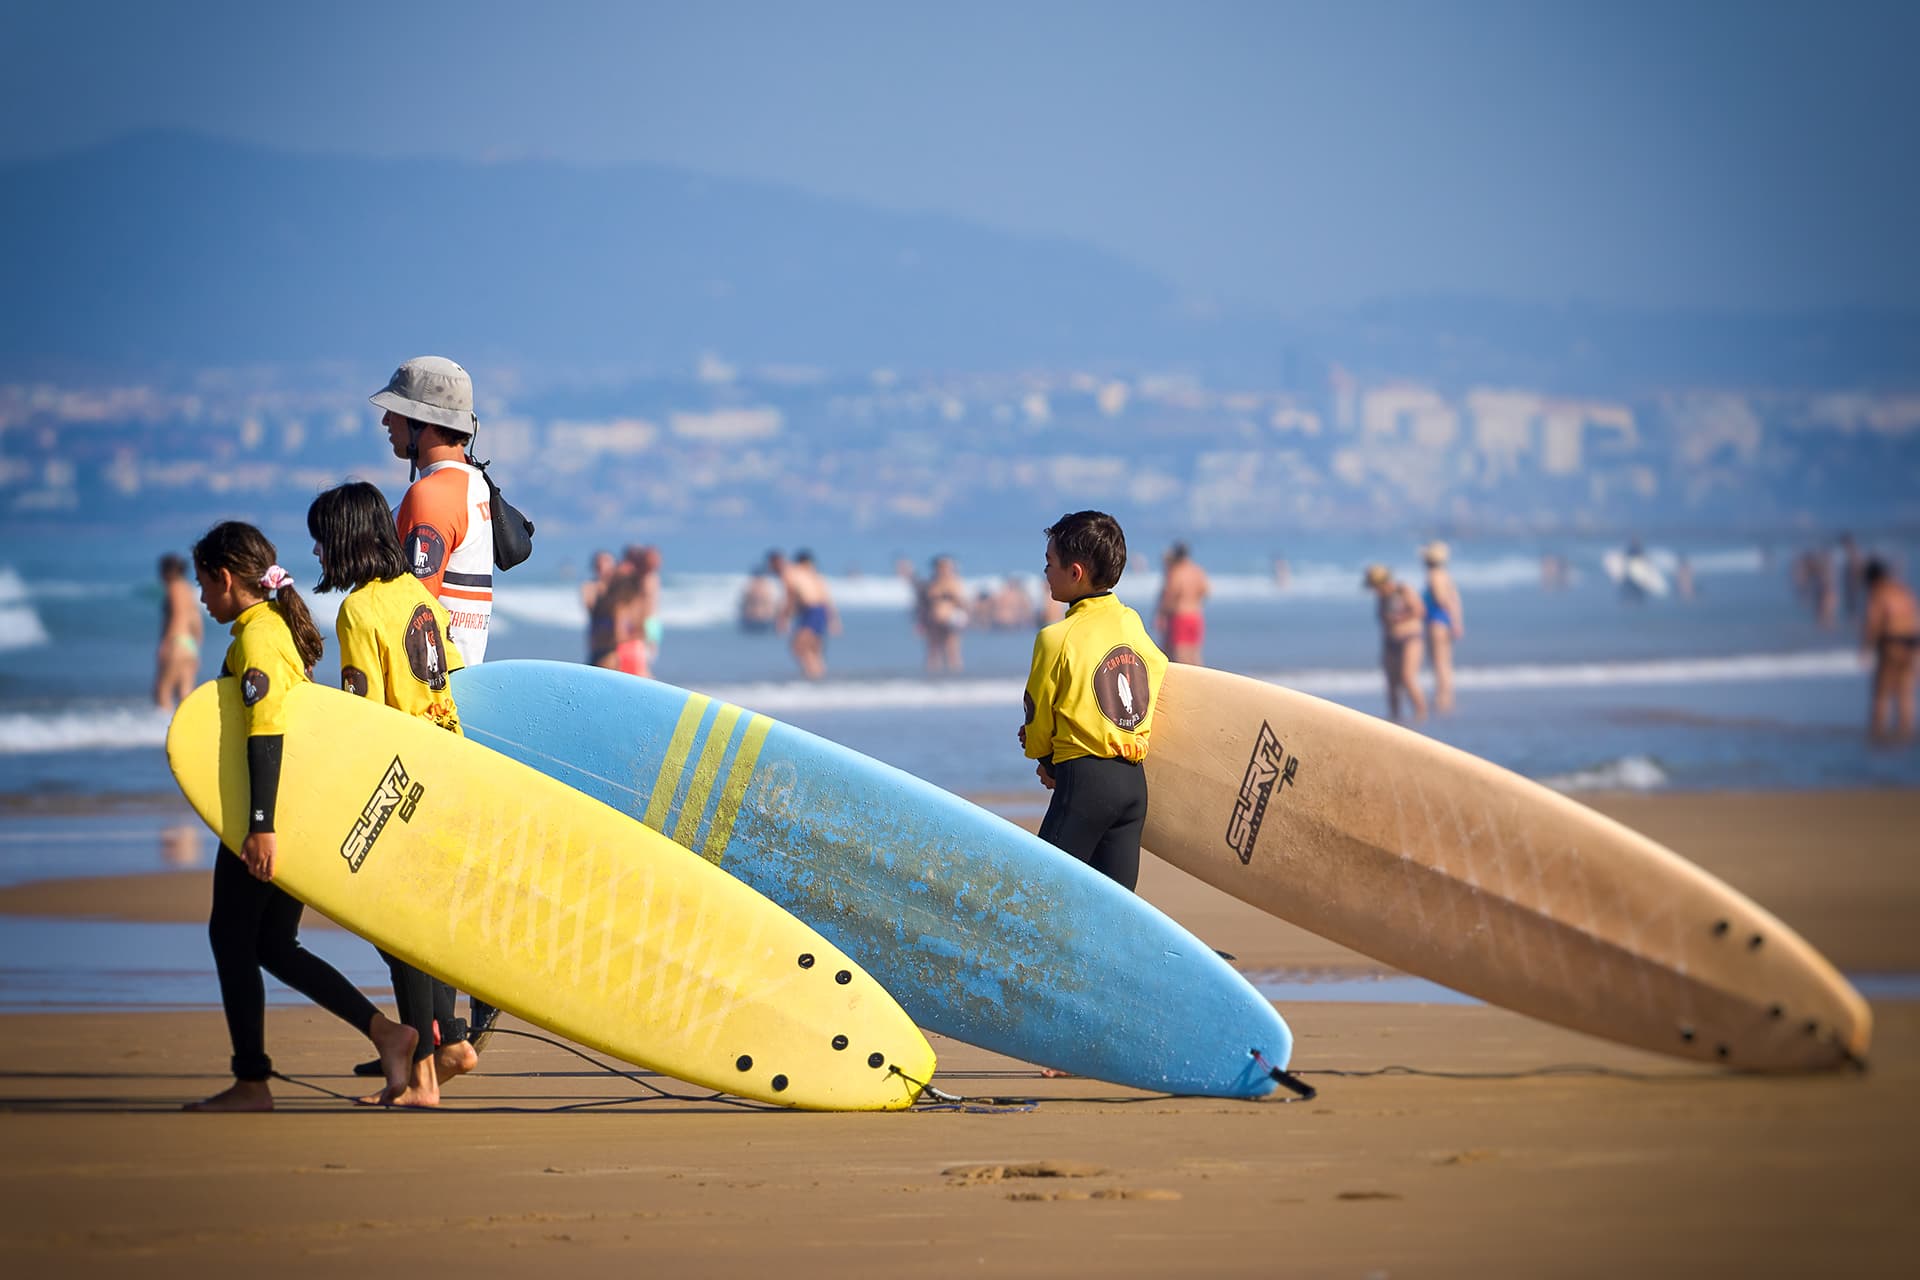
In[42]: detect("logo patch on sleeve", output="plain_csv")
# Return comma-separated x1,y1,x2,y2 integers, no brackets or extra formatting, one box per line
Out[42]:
1092,645,1151,730
404,525,447,579
341,666,369,697
340,756,425,873
240,668,270,706
403,604,450,690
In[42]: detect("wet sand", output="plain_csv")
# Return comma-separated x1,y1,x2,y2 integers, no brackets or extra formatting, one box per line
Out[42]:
2,790,1917,1274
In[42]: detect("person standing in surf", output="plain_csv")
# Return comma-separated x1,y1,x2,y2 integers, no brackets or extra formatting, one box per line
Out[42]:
184,521,416,1111
1154,540,1211,666
1365,563,1427,723
920,554,970,673
1863,557,1919,744
582,549,619,666
1419,542,1465,714
1019,510,1168,892
309,481,476,1106
154,552,203,710
772,549,839,680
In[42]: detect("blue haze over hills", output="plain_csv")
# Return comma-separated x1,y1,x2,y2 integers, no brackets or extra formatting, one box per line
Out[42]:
4,133,1919,387
1,132,1918,542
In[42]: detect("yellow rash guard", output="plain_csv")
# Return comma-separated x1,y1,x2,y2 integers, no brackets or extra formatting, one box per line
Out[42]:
222,600,311,832
1022,591,1169,766
335,574,466,734
223,601,308,738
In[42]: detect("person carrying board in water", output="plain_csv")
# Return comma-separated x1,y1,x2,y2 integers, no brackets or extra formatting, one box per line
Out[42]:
1019,510,1168,892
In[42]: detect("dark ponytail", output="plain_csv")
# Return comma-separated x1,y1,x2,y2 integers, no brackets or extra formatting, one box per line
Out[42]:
192,521,325,671
272,583,324,673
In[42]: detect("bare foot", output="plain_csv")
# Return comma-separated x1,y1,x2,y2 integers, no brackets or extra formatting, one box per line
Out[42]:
360,1057,440,1108
184,1079,273,1112
1040,1068,1075,1079
368,1015,418,1095
434,1039,478,1085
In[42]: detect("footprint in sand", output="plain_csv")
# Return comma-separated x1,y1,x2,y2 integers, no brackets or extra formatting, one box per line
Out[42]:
1007,1188,1182,1203
1434,1149,1497,1166
942,1160,1106,1184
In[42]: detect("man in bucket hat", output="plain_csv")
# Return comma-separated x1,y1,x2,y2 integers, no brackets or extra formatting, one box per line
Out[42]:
352,356,500,1080
372,356,494,666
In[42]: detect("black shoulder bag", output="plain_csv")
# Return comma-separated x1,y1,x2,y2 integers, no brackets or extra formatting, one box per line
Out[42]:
469,452,536,571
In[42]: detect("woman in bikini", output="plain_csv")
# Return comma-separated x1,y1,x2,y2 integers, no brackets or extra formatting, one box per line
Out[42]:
1365,563,1427,723
1420,542,1465,714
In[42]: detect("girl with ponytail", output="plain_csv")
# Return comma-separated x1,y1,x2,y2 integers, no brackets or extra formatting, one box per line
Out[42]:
184,521,416,1112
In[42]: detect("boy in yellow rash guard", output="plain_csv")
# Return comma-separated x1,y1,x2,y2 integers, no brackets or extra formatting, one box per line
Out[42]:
309,481,471,1106
1020,510,1168,891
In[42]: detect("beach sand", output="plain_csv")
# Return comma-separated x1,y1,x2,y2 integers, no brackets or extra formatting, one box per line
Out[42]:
1,790,1916,1275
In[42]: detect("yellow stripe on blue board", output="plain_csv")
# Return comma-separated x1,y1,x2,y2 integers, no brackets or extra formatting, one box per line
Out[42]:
700,714,772,865
673,704,744,848
643,695,710,829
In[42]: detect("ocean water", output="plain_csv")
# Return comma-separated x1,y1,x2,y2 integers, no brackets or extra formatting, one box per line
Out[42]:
2,533,1917,804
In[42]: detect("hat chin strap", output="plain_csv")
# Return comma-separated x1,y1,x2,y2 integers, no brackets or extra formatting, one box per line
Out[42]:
405,416,479,483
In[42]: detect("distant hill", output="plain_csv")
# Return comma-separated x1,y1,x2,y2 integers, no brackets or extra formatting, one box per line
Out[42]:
2,132,1917,388
0,131,1241,372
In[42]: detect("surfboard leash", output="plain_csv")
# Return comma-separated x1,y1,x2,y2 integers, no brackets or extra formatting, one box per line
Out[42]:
1251,1049,1318,1101
468,1027,773,1110
265,1029,775,1113
890,1065,1039,1113
269,1070,362,1103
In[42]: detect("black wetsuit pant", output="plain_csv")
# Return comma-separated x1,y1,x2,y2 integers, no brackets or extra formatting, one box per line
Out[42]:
378,952,457,1064
210,849,379,1082
1037,755,1147,892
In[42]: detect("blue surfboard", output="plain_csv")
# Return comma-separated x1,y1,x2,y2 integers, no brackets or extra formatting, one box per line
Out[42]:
453,661,1293,1097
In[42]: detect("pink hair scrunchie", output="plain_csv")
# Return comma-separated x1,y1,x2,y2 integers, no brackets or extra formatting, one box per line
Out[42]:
259,565,294,592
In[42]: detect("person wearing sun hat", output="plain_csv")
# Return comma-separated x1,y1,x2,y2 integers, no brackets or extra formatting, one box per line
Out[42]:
1420,541,1465,714
355,356,500,1076
371,356,493,667
1364,562,1426,723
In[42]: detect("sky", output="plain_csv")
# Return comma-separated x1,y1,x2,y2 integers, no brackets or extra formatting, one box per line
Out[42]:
2,0,1916,314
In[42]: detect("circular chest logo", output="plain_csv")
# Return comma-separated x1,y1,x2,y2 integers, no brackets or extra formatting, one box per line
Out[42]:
1093,645,1151,730
404,604,450,690
404,524,447,579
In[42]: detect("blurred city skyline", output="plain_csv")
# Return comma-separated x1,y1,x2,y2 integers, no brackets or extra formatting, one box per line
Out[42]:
4,0,1917,314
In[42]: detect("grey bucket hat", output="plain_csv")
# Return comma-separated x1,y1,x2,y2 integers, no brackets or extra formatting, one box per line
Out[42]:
369,356,478,435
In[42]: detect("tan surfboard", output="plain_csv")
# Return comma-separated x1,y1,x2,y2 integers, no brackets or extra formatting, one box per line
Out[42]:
1141,665,1870,1071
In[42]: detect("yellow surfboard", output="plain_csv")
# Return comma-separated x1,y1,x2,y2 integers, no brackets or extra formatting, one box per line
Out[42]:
166,678,934,1111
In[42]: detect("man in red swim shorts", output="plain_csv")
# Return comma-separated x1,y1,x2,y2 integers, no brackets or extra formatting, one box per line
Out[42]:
1154,541,1211,665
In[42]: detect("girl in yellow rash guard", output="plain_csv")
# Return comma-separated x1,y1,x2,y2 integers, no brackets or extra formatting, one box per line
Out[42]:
308,481,471,1107
184,522,417,1112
